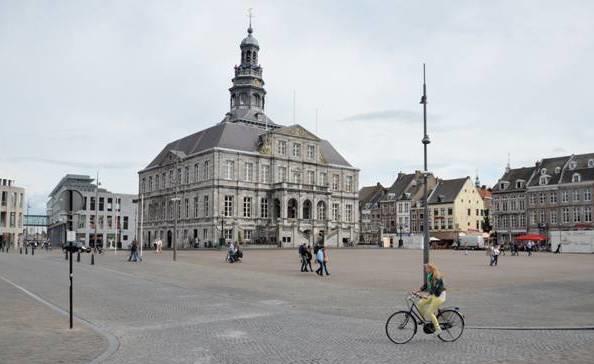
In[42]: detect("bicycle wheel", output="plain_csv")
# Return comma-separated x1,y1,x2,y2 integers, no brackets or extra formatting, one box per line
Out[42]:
437,309,465,342
385,311,417,344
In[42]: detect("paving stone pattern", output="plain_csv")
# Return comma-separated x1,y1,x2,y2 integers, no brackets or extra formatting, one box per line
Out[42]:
0,249,593,363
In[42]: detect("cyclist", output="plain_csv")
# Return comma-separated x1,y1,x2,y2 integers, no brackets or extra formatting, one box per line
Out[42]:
415,263,446,335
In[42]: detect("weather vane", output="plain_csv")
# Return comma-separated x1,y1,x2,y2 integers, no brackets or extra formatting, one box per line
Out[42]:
248,8,254,29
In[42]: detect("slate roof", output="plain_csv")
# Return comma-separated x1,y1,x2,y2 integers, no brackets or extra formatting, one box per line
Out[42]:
143,122,352,170
492,167,536,193
428,177,469,204
527,156,571,187
381,173,416,201
561,167,594,183
359,183,385,208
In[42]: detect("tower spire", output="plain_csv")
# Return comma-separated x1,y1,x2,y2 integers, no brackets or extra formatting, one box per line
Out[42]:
223,13,278,129
248,8,254,33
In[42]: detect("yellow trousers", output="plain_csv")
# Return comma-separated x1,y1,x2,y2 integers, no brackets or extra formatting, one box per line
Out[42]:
418,294,446,332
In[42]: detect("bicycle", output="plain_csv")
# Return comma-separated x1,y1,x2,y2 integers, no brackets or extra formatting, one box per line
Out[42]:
385,292,465,344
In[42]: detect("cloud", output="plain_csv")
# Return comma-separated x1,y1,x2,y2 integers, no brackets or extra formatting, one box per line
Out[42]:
5,157,139,170
340,109,420,122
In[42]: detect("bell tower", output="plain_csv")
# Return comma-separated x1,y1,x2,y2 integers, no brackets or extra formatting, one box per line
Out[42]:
229,15,266,113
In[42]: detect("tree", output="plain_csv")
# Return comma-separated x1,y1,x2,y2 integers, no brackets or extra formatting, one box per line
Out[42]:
481,214,492,233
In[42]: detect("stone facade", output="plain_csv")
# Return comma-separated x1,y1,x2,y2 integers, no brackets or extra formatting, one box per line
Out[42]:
47,175,137,248
0,178,25,249
492,153,594,246
138,25,359,248
358,183,385,244
427,177,486,244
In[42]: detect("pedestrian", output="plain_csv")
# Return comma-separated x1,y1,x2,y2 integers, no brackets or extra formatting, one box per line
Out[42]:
298,244,308,272
492,245,500,266
527,241,533,256
488,245,495,266
315,246,325,276
305,245,313,272
554,243,562,254
322,246,330,276
128,241,137,262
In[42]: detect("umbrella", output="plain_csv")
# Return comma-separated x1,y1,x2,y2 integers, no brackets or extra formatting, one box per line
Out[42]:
429,237,440,242
515,234,546,241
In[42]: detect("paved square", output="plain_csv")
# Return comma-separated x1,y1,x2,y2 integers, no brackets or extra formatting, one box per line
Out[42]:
1,248,593,363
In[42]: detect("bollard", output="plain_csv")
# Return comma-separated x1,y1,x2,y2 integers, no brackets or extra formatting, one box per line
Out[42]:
25,246,28,255
91,253,95,265
77,251,80,262
20,247,23,254
65,251,68,260
32,247,34,256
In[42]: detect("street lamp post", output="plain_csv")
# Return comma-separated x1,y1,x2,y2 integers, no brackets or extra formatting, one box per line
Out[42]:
420,64,431,285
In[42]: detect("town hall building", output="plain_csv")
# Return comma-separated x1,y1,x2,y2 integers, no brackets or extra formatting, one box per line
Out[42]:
138,24,359,248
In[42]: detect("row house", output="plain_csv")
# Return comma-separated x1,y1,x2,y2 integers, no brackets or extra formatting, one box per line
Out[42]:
379,171,437,234
358,183,385,244
427,177,486,245
492,153,594,245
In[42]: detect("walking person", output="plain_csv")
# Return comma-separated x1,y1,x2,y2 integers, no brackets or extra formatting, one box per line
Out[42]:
305,245,314,272
527,241,534,256
299,244,308,272
322,246,330,276
488,245,495,266
492,245,500,266
128,241,137,262
315,245,325,276
554,243,562,254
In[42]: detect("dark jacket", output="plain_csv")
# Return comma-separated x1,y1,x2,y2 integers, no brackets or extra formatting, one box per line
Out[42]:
420,274,445,297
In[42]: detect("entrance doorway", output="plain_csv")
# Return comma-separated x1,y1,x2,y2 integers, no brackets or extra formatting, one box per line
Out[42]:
167,230,172,248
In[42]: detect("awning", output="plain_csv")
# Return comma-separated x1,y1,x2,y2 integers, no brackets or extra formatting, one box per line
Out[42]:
515,234,546,241
429,237,440,242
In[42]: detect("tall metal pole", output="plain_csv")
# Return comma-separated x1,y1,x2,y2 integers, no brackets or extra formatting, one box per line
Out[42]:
68,190,73,329
93,172,99,257
140,194,144,257
421,64,431,285
173,157,179,261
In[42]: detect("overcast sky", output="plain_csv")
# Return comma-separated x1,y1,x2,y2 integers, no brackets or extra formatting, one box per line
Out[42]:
1,1,593,214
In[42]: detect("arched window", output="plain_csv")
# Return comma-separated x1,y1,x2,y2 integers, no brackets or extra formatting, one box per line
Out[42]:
287,199,298,219
303,200,312,220
253,51,258,64
589,159,594,168
246,50,251,63
254,94,261,107
231,93,236,107
572,173,581,183
241,51,246,64
240,93,247,105
317,201,326,220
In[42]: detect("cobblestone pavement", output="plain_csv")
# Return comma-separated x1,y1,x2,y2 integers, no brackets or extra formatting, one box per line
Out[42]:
0,249,593,363
0,276,107,364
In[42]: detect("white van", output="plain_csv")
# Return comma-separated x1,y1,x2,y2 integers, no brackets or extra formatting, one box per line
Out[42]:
457,235,485,250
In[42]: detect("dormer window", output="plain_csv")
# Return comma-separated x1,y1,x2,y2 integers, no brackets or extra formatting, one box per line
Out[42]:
516,180,524,189
539,176,549,185
569,161,577,170
499,181,510,190
588,159,594,168
541,168,547,176
555,167,561,174
572,173,581,183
